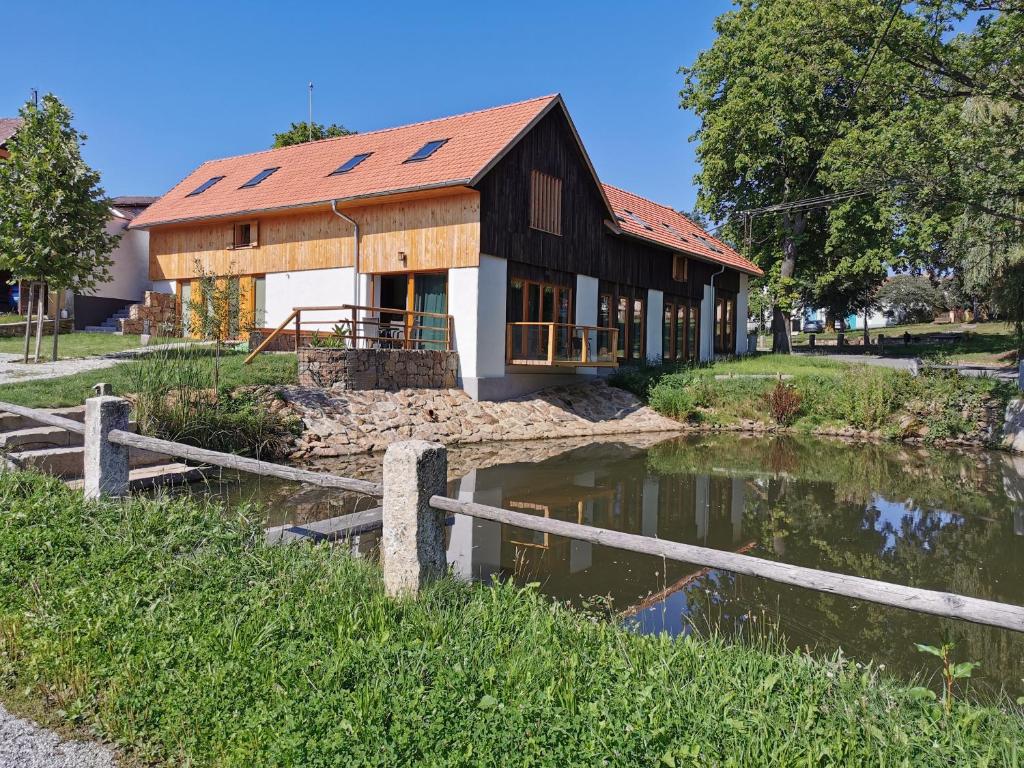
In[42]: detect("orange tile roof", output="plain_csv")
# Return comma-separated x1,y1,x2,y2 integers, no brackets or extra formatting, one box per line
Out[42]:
603,184,763,277
131,95,560,229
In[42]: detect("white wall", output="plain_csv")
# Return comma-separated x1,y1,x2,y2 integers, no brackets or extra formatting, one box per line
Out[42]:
576,274,598,375
264,267,354,328
94,218,150,300
735,273,750,355
646,289,663,362
449,254,507,382
700,283,714,361
151,279,176,296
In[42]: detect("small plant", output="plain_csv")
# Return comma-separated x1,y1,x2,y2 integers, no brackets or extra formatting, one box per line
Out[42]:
762,380,802,425
913,641,980,713
306,323,351,349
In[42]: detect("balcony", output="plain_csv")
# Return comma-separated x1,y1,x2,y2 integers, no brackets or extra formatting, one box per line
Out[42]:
505,323,619,367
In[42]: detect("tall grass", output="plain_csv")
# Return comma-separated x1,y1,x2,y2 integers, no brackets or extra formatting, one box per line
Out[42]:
122,345,298,458
0,470,1020,766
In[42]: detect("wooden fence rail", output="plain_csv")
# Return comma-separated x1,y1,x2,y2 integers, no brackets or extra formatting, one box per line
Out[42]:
3,397,1023,634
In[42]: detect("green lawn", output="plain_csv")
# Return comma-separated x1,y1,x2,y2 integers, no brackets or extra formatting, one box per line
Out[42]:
0,313,24,325
0,331,155,360
0,470,1020,766
0,350,297,408
781,320,1017,366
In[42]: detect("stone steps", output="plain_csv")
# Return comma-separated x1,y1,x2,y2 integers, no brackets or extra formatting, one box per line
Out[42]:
7,445,170,479
65,462,208,492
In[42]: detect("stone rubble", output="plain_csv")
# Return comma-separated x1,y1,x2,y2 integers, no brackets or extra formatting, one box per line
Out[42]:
262,380,683,459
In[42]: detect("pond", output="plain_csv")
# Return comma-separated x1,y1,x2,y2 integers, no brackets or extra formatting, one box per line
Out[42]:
180,432,1024,699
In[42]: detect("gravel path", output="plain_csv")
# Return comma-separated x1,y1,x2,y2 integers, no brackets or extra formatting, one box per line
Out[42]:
0,703,116,767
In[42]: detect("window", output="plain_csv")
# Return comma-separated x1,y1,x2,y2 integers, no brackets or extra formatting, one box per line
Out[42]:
602,285,647,361
186,176,224,196
329,153,372,175
239,167,280,188
622,211,654,231
663,222,688,242
631,297,645,361
231,221,258,249
672,255,689,282
714,294,737,354
694,233,723,254
530,170,563,235
506,277,573,362
662,298,700,362
405,139,448,162
616,297,629,359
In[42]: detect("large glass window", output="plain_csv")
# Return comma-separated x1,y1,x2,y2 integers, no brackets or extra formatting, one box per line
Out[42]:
714,294,737,354
508,277,573,362
688,304,700,361
631,298,644,361
616,296,629,359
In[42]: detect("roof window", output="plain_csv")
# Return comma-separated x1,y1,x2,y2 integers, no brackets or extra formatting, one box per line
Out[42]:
622,210,654,231
240,167,280,189
186,176,224,197
405,139,448,162
329,153,372,175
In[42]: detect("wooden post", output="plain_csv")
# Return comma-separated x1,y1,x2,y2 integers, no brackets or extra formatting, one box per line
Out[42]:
382,440,448,597
351,306,358,349
837,331,845,348
808,333,815,349
294,309,301,353
22,282,34,364
581,327,588,364
546,323,556,364
50,289,61,362
33,281,45,362
83,395,130,500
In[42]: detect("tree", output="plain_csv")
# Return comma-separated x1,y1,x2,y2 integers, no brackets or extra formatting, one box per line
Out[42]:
185,261,254,392
272,121,354,148
0,94,118,361
680,0,924,352
873,274,948,324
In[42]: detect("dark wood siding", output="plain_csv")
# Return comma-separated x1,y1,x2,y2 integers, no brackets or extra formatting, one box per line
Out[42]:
476,105,744,299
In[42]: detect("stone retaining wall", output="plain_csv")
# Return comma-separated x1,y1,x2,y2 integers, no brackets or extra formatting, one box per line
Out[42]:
119,291,178,334
0,319,74,338
297,348,458,391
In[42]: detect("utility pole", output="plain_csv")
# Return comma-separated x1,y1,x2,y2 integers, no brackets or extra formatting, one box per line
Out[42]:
30,88,38,108
308,82,313,142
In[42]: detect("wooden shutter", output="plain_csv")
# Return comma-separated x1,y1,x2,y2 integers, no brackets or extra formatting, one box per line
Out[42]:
673,255,689,282
530,170,562,235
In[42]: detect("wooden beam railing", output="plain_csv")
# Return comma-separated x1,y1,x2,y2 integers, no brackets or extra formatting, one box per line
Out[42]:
6,394,1022,634
244,304,454,364
505,323,619,367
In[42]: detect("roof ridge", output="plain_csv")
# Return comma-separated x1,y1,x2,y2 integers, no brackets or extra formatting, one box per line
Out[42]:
191,94,561,169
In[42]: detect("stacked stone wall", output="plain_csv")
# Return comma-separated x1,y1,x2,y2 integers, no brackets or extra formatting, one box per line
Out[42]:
297,348,458,390
119,292,178,334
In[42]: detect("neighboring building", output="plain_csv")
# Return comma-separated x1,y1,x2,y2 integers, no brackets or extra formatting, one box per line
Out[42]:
74,196,157,330
130,95,761,399
0,117,21,160
0,118,23,311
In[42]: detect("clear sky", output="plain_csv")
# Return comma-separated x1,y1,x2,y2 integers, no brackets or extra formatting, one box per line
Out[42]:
2,0,731,212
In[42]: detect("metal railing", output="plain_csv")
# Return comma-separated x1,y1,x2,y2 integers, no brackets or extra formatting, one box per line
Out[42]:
245,304,454,364
505,323,619,367
3,396,1023,633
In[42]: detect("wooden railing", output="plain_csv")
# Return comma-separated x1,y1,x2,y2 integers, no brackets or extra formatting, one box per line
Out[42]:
244,304,454,364
505,323,619,367
4,395,1023,632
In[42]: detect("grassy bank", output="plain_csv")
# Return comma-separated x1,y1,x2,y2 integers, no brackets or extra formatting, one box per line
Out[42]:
0,330,156,359
613,356,1014,443
0,472,1020,766
0,350,296,408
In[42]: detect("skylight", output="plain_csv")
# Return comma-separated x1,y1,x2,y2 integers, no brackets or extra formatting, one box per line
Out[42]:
405,139,448,162
329,153,372,175
186,176,225,197
622,210,654,231
662,222,688,242
693,233,723,254
239,167,280,189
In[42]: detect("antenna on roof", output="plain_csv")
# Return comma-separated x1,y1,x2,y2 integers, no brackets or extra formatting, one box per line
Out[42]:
308,81,314,142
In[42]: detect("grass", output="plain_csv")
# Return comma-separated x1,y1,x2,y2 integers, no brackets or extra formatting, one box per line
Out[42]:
612,356,1014,441
0,471,1020,766
0,331,156,360
781,320,1018,366
0,350,297,408
0,313,24,325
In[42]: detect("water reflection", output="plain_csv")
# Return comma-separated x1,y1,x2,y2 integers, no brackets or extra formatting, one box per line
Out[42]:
189,433,1024,698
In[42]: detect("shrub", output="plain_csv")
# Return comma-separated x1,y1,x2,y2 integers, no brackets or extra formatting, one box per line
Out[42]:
763,380,803,425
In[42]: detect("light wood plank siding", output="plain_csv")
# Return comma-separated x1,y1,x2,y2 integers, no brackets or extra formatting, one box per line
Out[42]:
529,170,562,236
149,191,481,280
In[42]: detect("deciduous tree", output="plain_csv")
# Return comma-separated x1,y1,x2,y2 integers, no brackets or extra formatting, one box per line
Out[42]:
272,121,354,148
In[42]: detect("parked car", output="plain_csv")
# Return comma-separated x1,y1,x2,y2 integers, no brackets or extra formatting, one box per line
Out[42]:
802,319,825,333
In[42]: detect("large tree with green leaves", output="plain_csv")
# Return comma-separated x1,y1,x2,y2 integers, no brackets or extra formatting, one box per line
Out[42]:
0,94,118,361
272,121,354,148
680,0,925,351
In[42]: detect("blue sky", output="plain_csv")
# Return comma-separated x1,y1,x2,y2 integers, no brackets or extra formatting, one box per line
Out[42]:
1,0,731,212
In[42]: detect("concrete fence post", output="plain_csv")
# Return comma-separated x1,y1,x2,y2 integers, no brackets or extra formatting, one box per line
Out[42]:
382,440,448,597
83,396,130,500
808,334,815,349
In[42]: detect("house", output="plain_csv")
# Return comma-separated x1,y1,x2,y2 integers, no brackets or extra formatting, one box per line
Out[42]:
0,117,21,160
74,196,158,330
129,95,762,399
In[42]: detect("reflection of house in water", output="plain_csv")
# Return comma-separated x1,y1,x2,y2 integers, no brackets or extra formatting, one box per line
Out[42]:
445,442,751,607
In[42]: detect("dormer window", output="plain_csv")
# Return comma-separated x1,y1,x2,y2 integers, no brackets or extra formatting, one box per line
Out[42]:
239,167,279,189
405,139,448,162
329,153,372,175
186,176,224,197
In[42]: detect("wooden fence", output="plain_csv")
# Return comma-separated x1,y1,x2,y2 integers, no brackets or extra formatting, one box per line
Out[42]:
6,396,1024,633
